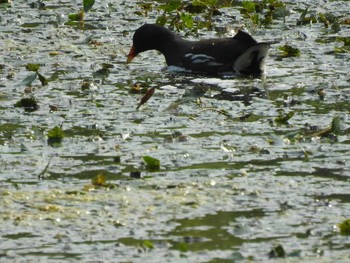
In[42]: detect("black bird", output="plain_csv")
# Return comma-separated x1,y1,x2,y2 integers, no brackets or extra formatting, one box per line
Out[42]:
127,24,271,75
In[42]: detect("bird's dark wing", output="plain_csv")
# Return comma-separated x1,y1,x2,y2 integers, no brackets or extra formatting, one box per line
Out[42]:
181,38,247,72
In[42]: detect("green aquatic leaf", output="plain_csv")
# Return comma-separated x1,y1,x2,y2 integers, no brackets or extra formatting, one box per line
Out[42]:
161,0,181,13
310,116,341,139
331,116,341,135
180,13,194,28
338,219,350,235
173,242,188,252
143,156,160,170
275,111,294,124
318,13,330,27
83,0,95,13
92,173,106,186
242,1,256,13
296,6,309,25
47,126,64,145
278,45,301,57
14,97,39,112
37,72,48,86
334,37,350,53
84,174,118,190
21,73,37,86
156,15,167,26
26,63,40,72
142,240,154,249
269,244,286,258
192,0,218,6
68,12,84,21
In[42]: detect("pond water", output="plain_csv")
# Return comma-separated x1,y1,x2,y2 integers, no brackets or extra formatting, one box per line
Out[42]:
1,0,350,262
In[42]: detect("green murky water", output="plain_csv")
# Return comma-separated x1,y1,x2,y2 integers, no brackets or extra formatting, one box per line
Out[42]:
1,0,350,262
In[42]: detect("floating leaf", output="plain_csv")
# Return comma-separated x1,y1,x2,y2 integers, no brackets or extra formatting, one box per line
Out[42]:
92,173,106,186
84,174,118,190
161,0,182,13
242,1,256,13
81,80,92,90
269,244,286,258
83,0,95,13
156,15,167,26
47,125,64,145
180,13,194,28
275,111,294,124
136,87,155,109
296,7,309,25
130,83,147,94
21,73,37,86
193,0,218,6
278,45,300,57
338,219,350,235
173,242,189,252
334,37,350,53
143,155,160,170
142,240,154,249
331,116,341,135
26,63,40,72
37,72,48,86
311,116,340,138
49,51,61,56
68,12,84,21
14,97,39,112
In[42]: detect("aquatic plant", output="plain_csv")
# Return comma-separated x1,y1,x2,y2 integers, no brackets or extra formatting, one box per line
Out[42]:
143,156,160,171
241,0,288,27
68,0,95,28
21,63,48,86
338,219,350,235
47,125,64,146
137,0,287,32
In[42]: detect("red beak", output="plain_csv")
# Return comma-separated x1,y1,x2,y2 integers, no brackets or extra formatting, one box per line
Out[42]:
127,45,136,63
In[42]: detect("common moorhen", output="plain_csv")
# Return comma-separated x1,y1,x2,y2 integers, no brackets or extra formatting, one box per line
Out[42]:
127,24,270,75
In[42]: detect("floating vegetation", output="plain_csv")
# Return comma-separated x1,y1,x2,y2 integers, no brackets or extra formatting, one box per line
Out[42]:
155,0,220,31
47,125,64,146
83,173,118,190
268,244,286,258
308,116,340,139
68,0,95,28
334,37,350,54
297,7,341,31
21,63,48,86
143,156,160,171
275,110,294,124
338,219,350,235
25,63,40,72
241,0,288,27
141,240,154,250
278,45,301,58
14,97,39,112
284,116,341,143
130,83,148,94
138,0,288,31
